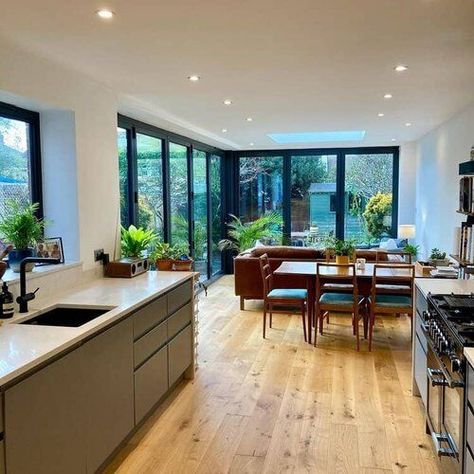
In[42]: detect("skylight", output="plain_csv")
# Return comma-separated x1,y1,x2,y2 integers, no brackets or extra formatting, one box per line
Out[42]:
268,130,366,144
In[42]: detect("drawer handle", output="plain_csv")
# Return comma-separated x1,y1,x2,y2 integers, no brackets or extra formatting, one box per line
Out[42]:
427,368,447,387
432,432,457,458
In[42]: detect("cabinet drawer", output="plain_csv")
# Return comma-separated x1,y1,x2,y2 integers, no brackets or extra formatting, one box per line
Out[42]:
0,440,4,474
469,365,474,408
134,345,168,424
168,325,193,387
167,280,192,315
134,320,167,368
168,302,192,340
466,445,474,474
133,296,167,340
415,288,427,317
414,333,427,406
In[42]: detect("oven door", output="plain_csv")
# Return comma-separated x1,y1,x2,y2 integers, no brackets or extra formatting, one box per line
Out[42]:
427,348,444,434
442,378,464,471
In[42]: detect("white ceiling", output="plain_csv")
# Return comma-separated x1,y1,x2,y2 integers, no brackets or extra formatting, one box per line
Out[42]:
1,0,474,150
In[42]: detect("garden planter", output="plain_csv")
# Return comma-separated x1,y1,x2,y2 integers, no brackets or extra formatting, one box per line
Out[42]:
155,259,174,271
9,248,35,273
173,259,194,271
335,255,350,265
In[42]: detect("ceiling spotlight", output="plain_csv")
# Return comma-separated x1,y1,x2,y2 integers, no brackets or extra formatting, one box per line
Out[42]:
188,75,200,82
378,113,385,117
223,99,233,106
249,142,254,146
405,122,412,127
222,128,228,133
96,9,115,19
384,93,393,99
246,117,253,122
391,138,396,142
394,65,408,72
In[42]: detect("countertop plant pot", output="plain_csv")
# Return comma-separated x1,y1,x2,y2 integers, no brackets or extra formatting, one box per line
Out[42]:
335,255,350,265
428,258,450,267
0,261,7,279
155,259,174,271
9,248,35,273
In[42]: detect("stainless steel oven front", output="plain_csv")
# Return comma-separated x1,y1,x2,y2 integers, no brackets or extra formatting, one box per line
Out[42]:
426,345,463,473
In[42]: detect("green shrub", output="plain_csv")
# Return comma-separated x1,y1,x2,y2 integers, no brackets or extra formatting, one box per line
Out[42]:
363,192,392,239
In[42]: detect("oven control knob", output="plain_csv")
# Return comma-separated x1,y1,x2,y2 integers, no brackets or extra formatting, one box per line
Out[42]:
438,337,448,353
450,356,462,373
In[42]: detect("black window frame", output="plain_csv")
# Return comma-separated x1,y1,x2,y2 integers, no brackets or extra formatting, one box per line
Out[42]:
0,101,43,218
231,146,399,243
118,114,225,281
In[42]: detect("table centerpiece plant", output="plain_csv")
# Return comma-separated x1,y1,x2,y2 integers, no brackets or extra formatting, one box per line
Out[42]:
325,236,356,264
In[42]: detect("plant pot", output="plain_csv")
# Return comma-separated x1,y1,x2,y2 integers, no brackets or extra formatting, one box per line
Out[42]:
335,255,350,265
8,248,35,273
173,259,194,271
155,259,174,271
428,258,450,267
0,262,7,279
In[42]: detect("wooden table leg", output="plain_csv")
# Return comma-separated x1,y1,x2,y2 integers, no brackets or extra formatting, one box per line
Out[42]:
307,276,315,344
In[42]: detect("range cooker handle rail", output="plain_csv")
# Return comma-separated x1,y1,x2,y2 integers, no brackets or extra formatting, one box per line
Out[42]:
427,368,448,387
431,432,458,459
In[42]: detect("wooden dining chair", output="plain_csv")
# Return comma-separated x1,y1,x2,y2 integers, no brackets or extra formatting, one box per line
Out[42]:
259,254,307,341
367,264,415,351
314,263,365,350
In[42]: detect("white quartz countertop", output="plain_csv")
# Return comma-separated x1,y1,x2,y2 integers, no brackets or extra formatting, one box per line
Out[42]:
415,278,474,298
465,348,474,367
0,271,194,388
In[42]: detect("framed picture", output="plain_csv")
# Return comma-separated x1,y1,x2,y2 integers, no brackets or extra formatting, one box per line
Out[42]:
36,237,65,263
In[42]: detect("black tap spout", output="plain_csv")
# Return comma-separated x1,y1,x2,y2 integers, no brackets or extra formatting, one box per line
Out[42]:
16,257,61,313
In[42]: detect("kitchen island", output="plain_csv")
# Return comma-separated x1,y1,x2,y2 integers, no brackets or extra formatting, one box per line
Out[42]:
0,270,196,474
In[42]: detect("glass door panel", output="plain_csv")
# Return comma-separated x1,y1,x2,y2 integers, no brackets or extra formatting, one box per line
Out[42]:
344,153,394,245
193,149,208,280
136,133,164,238
210,154,222,275
169,142,189,248
290,154,337,248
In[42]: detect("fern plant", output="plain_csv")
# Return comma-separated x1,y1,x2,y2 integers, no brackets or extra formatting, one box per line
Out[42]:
121,225,157,258
218,212,283,252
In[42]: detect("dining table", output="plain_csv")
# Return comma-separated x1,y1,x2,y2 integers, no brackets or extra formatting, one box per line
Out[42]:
273,261,415,344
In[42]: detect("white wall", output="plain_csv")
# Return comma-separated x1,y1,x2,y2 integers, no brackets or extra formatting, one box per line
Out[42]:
0,38,119,270
398,142,417,227
415,103,474,259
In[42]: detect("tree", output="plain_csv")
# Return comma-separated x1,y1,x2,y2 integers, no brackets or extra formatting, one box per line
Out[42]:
363,192,392,239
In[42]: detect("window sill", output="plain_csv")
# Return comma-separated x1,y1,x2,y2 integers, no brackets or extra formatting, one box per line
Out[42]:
1,261,82,285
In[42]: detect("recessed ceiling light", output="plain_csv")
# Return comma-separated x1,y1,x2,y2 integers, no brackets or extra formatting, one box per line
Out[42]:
249,142,254,146
223,99,233,106
394,64,408,72
391,138,396,142
96,9,115,19
221,128,228,133
378,113,385,117
405,122,412,127
246,117,253,122
384,93,393,99
188,75,200,82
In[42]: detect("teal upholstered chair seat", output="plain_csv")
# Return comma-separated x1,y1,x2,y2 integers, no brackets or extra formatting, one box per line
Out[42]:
267,288,307,300
319,292,363,305
375,294,412,308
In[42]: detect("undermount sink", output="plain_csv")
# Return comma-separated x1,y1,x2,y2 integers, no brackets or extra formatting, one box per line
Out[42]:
19,306,113,327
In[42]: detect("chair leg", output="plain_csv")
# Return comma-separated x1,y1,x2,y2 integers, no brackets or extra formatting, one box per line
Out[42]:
263,304,267,339
326,313,330,324
368,309,375,351
319,310,325,335
240,296,245,311
352,313,356,335
302,303,307,343
363,302,369,339
355,312,360,351
313,309,318,347
269,310,273,328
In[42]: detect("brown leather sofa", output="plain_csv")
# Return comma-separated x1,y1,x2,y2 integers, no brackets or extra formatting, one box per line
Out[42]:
234,246,398,309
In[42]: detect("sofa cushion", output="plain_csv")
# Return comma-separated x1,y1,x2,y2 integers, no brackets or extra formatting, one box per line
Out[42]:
250,246,326,259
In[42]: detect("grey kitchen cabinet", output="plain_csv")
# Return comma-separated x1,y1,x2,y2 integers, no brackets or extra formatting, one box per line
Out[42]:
4,348,87,474
0,440,5,474
83,318,134,473
133,295,167,340
134,345,168,424
414,332,427,406
168,280,192,315
168,325,193,387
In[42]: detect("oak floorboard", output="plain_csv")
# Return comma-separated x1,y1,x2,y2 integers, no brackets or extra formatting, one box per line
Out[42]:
104,276,442,474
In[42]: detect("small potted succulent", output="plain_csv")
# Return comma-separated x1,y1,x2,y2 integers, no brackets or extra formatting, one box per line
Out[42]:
150,242,174,271
0,201,45,272
171,244,193,271
121,225,157,259
429,248,449,267
403,243,420,262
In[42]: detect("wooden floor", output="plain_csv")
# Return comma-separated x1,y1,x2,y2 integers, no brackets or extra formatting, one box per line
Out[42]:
105,276,442,474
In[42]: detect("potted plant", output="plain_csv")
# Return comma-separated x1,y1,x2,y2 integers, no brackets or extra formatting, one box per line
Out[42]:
428,248,449,267
171,244,193,271
403,243,420,262
0,202,45,272
121,225,157,259
150,242,174,271
325,237,355,264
